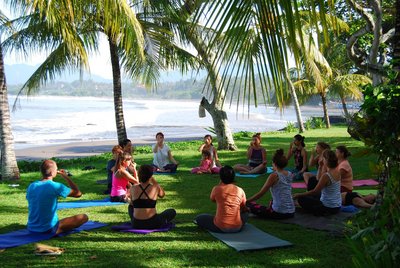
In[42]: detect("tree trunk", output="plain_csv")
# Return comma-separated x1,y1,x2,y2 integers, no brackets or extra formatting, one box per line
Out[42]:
286,71,305,132
186,27,236,150
0,42,20,180
320,92,331,128
109,37,127,144
346,0,386,85
200,97,236,150
340,94,350,120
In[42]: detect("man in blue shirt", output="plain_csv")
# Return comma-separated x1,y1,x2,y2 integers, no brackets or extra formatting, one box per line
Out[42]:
26,160,88,235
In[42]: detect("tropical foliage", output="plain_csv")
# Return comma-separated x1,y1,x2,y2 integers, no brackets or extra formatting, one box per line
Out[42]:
348,74,400,266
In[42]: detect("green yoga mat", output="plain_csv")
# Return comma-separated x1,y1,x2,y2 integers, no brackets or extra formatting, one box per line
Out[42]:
208,224,292,252
355,189,377,195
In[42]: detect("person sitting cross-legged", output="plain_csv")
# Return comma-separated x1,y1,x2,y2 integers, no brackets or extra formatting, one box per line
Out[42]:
246,149,295,219
26,160,88,235
195,166,248,233
128,165,176,229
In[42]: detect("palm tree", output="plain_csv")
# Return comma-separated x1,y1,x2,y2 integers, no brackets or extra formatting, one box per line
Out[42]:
172,0,236,150
191,0,338,112
0,12,20,180
1,1,162,145
3,1,200,145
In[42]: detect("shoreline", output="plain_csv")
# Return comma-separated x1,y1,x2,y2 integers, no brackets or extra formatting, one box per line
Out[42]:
14,137,204,161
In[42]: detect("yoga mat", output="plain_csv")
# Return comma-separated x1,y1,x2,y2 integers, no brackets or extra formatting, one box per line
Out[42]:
352,179,378,187
279,208,355,235
57,197,125,210
291,180,379,189
355,189,378,195
236,167,273,178
235,173,263,178
208,224,292,252
0,221,107,249
111,222,175,234
341,205,359,213
291,182,307,189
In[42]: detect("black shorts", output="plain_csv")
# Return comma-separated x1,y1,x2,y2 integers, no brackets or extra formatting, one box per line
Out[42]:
249,162,262,168
344,192,362,206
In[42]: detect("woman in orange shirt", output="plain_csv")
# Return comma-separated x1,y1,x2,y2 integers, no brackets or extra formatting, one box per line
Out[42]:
195,166,248,233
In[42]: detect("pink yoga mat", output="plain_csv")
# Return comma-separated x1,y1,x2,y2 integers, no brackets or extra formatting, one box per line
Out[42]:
291,179,378,189
352,179,379,187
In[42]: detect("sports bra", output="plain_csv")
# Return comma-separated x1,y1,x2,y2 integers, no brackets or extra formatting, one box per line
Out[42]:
132,184,157,208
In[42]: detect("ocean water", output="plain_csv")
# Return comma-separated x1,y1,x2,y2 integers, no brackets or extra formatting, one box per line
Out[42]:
8,95,341,149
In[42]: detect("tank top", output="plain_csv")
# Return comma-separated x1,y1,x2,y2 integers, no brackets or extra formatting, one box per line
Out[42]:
270,171,295,214
294,148,304,170
249,148,263,165
204,145,217,167
320,172,342,208
111,171,129,197
132,184,157,208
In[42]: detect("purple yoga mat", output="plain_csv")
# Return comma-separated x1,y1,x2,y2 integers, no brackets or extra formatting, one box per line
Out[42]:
291,182,307,189
111,222,175,234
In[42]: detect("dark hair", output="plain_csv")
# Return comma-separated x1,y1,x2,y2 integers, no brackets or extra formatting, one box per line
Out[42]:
219,166,235,184
294,134,305,147
204,135,214,146
252,133,261,142
119,139,132,148
336,145,351,159
156,132,164,138
317,141,330,151
41,160,56,177
138,165,153,183
272,149,288,169
323,150,338,168
202,150,211,158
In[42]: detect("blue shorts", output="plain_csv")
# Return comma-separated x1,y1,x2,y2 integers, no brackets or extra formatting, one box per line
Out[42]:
45,222,59,236
30,221,59,236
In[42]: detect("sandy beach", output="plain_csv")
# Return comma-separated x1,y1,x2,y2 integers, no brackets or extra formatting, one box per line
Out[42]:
15,137,204,161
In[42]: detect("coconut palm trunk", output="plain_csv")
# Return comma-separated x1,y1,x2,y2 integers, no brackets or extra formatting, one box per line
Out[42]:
200,96,236,150
339,94,350,119
189,37,236,150
285,71,305,132
0,42,20,180
181,0,236,150
320,92,331,128
109,37,127,144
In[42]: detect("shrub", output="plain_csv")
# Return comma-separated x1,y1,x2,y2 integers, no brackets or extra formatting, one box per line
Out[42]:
285,121,297,133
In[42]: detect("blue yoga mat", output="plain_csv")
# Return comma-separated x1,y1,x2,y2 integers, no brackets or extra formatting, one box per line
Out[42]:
235,173,263,178
235,167,273,178
57,197,125,210
0,221,107,249
208,223,292,252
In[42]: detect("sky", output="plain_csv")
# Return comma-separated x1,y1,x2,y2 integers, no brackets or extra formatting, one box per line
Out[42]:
1,3,131,80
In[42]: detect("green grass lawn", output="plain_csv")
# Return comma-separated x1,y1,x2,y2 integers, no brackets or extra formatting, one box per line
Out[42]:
0,126,378,267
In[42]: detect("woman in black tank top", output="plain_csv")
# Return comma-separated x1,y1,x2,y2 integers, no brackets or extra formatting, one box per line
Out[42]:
128,165,176,229
233,133,267,174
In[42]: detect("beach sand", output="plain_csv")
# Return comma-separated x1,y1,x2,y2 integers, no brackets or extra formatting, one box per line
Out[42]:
15,137,203,161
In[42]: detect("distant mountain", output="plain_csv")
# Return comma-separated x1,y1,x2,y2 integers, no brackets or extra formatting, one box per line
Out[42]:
4,63,206,85
4,64,112,85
